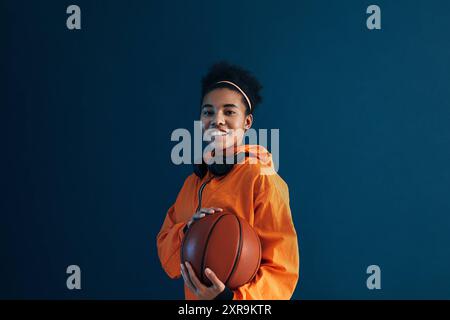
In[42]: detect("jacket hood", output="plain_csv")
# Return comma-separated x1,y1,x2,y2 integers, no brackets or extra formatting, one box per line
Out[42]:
236,144,275,172
203,144,276,176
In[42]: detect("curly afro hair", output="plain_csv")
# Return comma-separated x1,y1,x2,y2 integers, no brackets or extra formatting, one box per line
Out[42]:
201,61,263,115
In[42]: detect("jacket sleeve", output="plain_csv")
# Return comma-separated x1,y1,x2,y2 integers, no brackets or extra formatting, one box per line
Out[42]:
156,204,188,279
233,174,300,300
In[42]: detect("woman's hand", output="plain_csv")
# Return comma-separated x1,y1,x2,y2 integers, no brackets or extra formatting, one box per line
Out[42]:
180,261,226,300
186,207,223,229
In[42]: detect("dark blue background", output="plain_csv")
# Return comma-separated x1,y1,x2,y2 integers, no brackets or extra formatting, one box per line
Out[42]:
1,0,450,299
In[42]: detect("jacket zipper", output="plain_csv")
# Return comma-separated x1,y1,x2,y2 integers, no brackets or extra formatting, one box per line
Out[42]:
196,176,214,212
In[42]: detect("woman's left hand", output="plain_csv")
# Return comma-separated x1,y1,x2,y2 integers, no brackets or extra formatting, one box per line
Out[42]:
180,262,225,300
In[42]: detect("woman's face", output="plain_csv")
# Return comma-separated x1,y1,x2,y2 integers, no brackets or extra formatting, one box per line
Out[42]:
201,88,253,150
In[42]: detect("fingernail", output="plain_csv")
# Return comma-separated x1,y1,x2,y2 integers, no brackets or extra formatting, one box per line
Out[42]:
205,268,211,274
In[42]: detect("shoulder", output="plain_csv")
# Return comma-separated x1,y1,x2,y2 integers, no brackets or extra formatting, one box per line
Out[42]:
183,172,199,185
238,160,289,200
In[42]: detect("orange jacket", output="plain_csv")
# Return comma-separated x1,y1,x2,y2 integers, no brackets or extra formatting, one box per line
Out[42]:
156,144,299,300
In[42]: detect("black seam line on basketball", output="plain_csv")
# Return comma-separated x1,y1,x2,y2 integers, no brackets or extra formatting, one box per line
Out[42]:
181,225,200,287
185,175,213,264
225,214,243,287
180,223,190,267
200,213,228,284
248,228,261,283
222,215,240,286
196,176,214,212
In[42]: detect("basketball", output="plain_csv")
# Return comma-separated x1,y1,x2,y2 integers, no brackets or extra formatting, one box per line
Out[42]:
181,212,261,290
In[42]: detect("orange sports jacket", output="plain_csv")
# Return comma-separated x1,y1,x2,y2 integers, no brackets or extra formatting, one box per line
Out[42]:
156,144,299,300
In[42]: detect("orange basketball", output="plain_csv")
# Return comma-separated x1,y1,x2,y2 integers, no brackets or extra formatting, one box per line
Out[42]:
181,212,261,290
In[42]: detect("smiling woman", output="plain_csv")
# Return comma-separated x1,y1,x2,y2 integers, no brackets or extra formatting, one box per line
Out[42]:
201,88,250,152
156,61,300,300
199,62,260,153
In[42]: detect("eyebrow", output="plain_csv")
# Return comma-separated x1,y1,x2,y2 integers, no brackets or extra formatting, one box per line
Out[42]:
201,104,239,109
223,104,239,108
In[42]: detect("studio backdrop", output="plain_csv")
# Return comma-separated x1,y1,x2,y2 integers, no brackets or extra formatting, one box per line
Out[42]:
1,0,450,299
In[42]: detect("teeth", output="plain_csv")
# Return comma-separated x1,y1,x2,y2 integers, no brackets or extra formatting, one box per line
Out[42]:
210,131,227,136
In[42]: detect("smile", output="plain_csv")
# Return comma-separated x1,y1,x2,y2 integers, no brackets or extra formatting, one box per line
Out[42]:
209,130,230,137
211,130,228,137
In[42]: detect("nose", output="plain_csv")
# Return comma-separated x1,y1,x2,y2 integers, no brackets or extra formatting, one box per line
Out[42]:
210,111,225,128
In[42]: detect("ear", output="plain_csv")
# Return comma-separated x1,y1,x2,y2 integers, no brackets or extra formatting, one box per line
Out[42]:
244,114,253,130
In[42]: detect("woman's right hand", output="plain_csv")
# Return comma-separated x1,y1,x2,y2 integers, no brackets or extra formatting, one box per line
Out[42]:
186,207,223,229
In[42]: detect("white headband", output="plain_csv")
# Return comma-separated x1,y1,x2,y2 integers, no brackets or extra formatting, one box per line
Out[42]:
215,80,252,110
